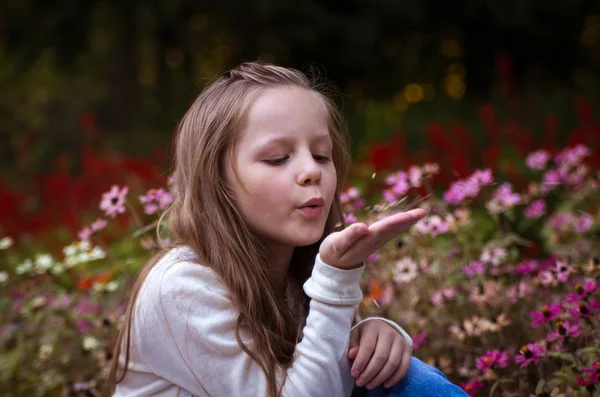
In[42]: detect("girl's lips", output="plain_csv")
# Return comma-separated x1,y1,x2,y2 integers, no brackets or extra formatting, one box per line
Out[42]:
298,206,323,217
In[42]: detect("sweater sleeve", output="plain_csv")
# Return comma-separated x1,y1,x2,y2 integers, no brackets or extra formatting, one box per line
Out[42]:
132,253,364,397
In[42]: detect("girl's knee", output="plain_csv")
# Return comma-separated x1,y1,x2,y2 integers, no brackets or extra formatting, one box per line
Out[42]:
382,357,468,397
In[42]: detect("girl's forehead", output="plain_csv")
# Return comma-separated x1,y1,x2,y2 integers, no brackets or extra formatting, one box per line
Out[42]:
239,86,330,143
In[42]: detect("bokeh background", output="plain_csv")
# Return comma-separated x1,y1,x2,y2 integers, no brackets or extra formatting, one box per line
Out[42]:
2,0,600,250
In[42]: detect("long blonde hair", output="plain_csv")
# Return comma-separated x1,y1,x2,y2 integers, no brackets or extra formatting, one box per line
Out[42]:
108,61,351,397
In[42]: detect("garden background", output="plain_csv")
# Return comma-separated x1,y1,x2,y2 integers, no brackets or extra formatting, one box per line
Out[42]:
1,1,600,396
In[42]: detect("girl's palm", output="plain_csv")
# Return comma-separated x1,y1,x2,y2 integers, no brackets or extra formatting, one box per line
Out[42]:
320,208,426,269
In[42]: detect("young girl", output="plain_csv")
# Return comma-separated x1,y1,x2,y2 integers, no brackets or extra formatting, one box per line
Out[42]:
109,62,467,397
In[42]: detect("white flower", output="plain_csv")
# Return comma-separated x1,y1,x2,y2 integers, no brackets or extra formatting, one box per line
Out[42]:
82,336,99,351
89,247,106,260
0,271,8,283
393,257,419,284
0,237,13,249
16,259,33,274
63,244,77,257
35,254,54,270
106,280,119,292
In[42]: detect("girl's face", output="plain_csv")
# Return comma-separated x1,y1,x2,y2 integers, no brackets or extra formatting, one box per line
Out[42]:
227,86,337,255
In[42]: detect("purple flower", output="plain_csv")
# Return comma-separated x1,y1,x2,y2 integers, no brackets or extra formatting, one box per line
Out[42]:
412,332,427,349
463,261,485,277
548,212,572,231
139,188,173,215
514,343,545,367
530,303,562,327
555,144,591,167
344,213,357,223
573,214,593,233
547,320,582,342
526,150,551,170
541,169,561,193
415,215,450,237
514,260,538,275
77,227,92,241
90,218,107,231
443,169,493,204
476,349,510,372
100,185,129,218
523,199,546,218
487,183,520,213
581,361,600,383
568,299,600,319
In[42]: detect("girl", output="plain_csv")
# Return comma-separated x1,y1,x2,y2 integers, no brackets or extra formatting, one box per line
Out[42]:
109,62,467,397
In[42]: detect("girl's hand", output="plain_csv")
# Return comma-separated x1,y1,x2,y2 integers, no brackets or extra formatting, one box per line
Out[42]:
319,209,426,270
348,320,412,390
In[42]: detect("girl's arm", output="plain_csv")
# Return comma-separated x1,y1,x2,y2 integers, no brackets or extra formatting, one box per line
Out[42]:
133,253,364,397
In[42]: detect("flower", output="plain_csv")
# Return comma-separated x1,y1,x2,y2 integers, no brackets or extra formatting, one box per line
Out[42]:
480,247,507,266
526,150,551,170
486,183,520,213
77,227,92,241
573,214,593,233
340,187,360,204
0,236,13,249
553,260,574,283
90,218,108,231
476,349,510,372
514,343,544,367
415,215,450,236
412,332,427,349
443,169,494,204
523,199,546,218
139,188,173,215
547,320,582,342
581,361,600,384
100,185,129,218
460,379,485,396
392,257,418,284
567,299,600,319
555,144,591,167
463,261,485,277
541,169,561,193
530,303,562,327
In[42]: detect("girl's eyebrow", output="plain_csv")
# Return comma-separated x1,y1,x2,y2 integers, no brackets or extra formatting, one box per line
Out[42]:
252,134,332,152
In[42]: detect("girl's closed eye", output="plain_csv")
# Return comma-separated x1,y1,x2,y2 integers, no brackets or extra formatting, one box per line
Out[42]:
263,156,289,166
313,155,331,163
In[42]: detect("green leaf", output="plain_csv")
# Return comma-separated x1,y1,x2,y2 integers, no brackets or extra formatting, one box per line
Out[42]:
549,352,577,365
535,379,546,395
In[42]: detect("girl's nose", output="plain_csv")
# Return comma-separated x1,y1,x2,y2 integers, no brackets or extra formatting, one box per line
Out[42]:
297,157,322,186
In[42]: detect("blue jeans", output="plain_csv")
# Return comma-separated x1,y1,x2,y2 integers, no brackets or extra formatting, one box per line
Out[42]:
355,357,468,397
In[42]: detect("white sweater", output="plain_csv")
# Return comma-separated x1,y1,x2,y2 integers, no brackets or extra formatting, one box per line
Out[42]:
114,247,411,397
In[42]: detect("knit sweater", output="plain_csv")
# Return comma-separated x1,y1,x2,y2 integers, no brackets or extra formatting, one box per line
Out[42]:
114,247,411,397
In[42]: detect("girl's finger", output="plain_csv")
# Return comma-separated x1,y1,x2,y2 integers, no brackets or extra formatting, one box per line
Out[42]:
368,209,426,239
355,333,393,387
365,338,405,389
383,348,412,389
320,223,368,265
350,331,376,378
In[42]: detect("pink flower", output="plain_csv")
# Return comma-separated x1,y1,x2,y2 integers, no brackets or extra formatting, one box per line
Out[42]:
431,291,445,307
463,261,485,277
100,185,129,218
486,183,520,213
340,187,360,204
555,144,591,167
460,379,485,396
547,320,582,342
344,213,357,223
553,260,574,283
90,218,107,231
476,349,510,372
415,215,450,236
513,260,538,275
574,214,593,233
581,361,600,384
443,169,493,204
523,199,546,218
526,150,551,170
139,188,173,215
514,343,544,367
541,169,561,193
412,332,427,349
568,299,600,319
77,227,92,241
530,303,562,327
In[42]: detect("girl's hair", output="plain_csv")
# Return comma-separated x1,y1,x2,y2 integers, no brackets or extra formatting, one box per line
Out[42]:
108,61,351,397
